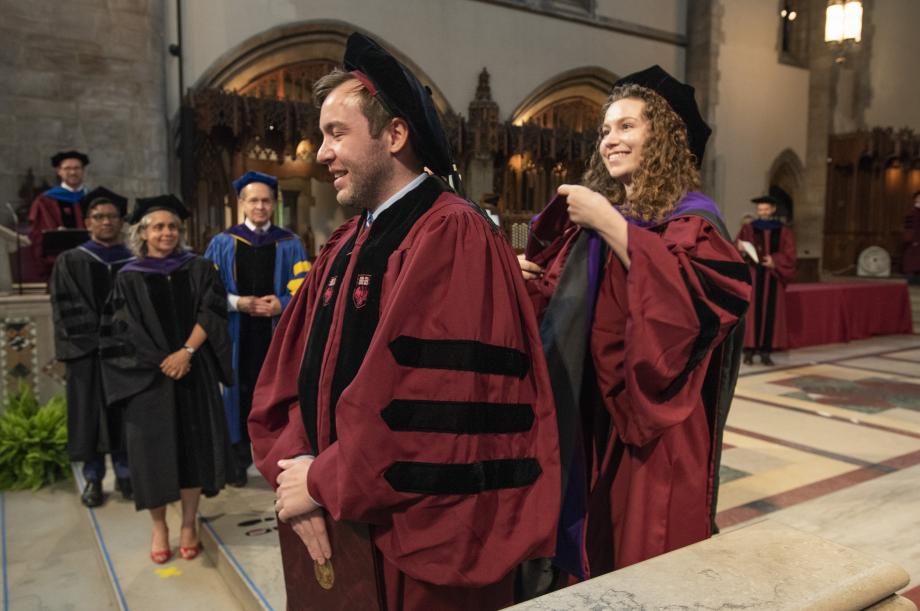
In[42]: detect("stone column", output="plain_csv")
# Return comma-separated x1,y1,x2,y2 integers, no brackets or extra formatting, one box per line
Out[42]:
0,0,169,211
685,0,724,196
800,0,838,269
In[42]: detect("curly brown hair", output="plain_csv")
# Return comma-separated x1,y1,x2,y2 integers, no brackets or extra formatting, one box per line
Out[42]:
582,84,701,223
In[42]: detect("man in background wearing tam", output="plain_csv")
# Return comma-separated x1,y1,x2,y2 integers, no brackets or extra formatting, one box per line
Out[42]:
204,171,309,487
249,33,559,610
735,195,796,365
50,187,135,507
29,151,90,280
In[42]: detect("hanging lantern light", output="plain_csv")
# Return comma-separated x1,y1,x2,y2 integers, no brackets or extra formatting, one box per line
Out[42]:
825,0,863,43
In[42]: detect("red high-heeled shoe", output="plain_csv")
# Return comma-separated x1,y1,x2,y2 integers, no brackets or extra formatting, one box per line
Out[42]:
179,543,202,560
151,548,172,564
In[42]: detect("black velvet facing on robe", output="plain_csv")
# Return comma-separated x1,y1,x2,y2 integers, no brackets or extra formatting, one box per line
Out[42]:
326,177,447,443
383,458,542,495
236,241,275,443
297,230,361,453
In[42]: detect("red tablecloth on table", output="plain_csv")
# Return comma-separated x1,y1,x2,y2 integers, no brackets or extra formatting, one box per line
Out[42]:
783,282,914,349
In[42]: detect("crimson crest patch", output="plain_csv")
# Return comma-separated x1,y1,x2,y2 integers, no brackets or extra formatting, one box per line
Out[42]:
352,274,371,309
322,276,337,306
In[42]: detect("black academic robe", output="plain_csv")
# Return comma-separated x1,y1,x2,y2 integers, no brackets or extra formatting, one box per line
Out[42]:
100,255,233,510
50,244,134,461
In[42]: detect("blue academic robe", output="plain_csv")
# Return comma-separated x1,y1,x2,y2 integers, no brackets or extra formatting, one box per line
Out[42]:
204,225,310,444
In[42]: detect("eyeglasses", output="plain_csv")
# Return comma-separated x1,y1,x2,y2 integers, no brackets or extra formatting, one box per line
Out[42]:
89,213,120,221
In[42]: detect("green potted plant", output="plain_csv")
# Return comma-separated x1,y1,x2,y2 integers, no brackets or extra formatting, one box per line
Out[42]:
0,383,69,490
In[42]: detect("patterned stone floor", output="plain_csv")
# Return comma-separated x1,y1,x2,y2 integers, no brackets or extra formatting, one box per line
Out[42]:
717,334,920,605
4,333,919,609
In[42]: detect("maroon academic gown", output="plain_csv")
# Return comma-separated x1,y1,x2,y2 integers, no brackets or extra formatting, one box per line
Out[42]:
527,213,750,573
249,178,560,610
735,221,795,352
28,193,85,280
902,207,920,275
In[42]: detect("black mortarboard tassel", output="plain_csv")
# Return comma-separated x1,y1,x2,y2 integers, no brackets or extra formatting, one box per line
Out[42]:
614,65,711,166
129,194,190,224
343,33,455,180
80,187,128,218
751,195,780,206
51,150,90,167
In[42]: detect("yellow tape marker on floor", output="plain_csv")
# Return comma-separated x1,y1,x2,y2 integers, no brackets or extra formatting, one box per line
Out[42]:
155,567,182,578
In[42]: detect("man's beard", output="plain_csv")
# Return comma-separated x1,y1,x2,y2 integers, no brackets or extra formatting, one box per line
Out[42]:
337,150,390,210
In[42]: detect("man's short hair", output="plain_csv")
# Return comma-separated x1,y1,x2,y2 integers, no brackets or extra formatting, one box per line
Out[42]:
312,69,393,138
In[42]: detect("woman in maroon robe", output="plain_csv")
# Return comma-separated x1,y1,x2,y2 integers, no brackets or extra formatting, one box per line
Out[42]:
519,66,751,579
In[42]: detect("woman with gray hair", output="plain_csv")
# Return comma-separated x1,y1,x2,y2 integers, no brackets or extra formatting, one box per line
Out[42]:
101,195,233,564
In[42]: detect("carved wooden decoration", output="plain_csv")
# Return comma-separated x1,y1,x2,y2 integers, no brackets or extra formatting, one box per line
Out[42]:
182,62,602,250
823,127,920,273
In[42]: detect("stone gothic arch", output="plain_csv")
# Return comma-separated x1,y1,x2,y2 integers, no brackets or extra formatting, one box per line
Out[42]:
194,20,454,114
490,67,617,248
510,66,618,126
767,148,805,222
182,21,455,253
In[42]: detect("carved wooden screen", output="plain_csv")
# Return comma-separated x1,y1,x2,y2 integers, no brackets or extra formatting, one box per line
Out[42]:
494,99,600,249
823,128,920,273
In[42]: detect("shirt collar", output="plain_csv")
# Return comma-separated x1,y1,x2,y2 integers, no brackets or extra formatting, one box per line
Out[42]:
367,173,428,225
61,183,85,193
244,218,272,233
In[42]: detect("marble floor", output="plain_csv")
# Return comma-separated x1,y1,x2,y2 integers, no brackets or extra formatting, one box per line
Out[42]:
3,333,919,609
717,333,920,605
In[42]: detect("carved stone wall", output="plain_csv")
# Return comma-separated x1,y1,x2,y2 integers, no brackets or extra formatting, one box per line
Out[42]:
0,0,168,219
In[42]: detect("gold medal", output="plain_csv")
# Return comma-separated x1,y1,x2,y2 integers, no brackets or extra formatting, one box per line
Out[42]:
314,559,334,590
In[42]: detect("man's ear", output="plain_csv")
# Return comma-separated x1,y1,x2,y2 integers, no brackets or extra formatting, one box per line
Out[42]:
386,117,411,155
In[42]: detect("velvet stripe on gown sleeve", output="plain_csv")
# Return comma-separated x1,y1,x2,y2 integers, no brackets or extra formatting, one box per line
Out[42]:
592,216,751,447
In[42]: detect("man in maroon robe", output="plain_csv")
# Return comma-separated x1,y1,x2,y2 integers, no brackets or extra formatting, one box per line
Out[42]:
248,34,559,610
28,150,89,280
735,195,796,365
902,190,920,285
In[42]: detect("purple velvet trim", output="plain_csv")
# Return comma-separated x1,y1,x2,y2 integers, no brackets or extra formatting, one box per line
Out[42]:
619,191,724,228
585,231,603,329
225,224,290,248
78,240,133,264
120,251,195,275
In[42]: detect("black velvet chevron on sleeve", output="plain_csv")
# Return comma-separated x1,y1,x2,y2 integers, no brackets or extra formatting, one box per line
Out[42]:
388,336,529,379
658,267,721,401
380,399,534,434
383,458,542,495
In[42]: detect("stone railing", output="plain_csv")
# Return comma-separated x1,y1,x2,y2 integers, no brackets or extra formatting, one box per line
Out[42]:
508,521,915,610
